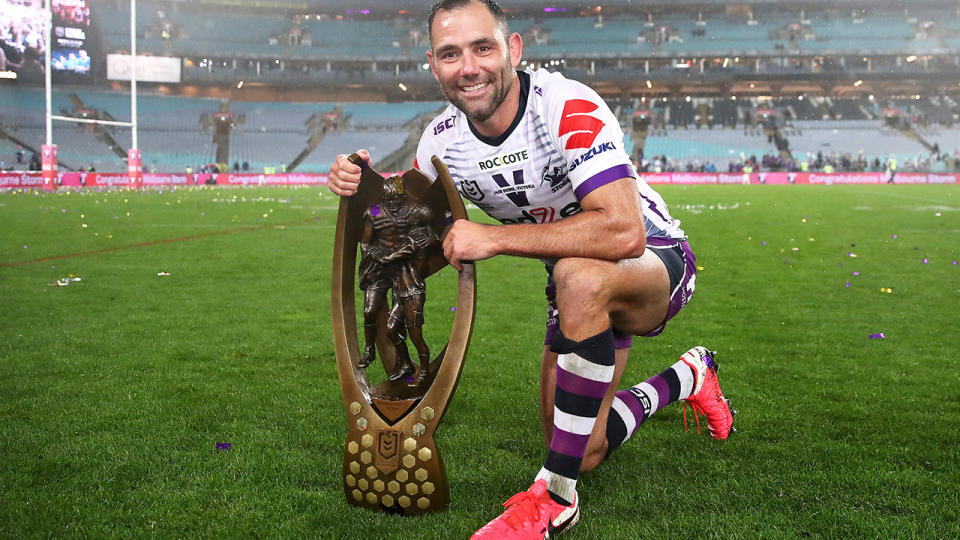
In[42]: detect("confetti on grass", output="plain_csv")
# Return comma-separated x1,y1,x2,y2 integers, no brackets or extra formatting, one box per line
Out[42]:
869,333,886,340
216,442,231,451
48,276,82,287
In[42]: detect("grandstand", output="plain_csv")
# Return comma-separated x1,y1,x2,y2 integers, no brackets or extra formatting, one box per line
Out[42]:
0,86,440,173
2,0,959,176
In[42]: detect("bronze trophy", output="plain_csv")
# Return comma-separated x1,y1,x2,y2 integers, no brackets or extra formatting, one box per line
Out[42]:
331,155,476,515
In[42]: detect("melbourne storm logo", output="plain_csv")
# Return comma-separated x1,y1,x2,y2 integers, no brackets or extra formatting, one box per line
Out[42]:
458,179,485,202
540,163,568,193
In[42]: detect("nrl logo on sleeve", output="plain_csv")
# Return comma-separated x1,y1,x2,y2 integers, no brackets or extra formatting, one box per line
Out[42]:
476,149,529,171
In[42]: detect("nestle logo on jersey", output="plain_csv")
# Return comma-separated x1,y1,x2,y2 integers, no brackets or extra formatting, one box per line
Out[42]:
477,149,529,171
569,141,615,172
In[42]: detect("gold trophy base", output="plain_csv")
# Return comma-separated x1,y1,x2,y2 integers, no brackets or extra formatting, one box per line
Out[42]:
342,397,449,515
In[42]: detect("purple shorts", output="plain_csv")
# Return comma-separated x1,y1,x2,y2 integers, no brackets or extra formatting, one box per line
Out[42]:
544,237,697,350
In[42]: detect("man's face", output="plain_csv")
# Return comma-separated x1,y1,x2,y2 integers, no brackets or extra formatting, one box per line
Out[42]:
427,2,520,123
384,194,402,212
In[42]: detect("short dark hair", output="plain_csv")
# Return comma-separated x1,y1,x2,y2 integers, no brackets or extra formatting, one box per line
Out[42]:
427,0,509,45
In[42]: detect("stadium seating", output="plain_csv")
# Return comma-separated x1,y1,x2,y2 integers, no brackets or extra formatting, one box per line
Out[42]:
0,84,445,173
787,122,928,164
925,127,960,152
774,98,821,121
6,5,960,175
340,102,445,129
93,7,960,60
644,127,773,167
300,130,408,173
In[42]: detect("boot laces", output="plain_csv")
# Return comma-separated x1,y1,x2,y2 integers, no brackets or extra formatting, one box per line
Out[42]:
501,490,544,530
683,367,721,435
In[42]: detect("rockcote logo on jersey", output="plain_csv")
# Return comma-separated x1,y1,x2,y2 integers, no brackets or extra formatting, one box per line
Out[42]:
558,99,604,150
477,149,530,171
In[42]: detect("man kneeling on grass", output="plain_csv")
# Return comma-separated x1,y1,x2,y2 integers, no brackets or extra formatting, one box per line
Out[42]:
328,1,736,537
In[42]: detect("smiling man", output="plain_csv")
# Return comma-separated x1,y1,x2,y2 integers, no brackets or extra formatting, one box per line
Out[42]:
329,1,735,538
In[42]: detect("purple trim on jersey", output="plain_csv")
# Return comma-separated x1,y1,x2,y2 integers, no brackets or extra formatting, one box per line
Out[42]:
548,427,592,457
645,236,684,249
640,193,670,223
641,238,697,338
556,368,612,400
573,164,633,200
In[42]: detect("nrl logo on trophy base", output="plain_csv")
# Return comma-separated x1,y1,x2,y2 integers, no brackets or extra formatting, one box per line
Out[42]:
331,154,476,515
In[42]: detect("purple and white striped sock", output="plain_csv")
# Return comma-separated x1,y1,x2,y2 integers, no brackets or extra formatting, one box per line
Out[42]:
535,327,615,505
603,356,700,455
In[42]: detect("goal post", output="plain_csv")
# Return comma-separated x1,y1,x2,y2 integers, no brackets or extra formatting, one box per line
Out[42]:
43,0,141,189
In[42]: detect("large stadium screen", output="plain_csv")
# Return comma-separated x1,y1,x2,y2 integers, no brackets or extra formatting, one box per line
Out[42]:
1,0,48,80
51,0,92,75
1,0,95,80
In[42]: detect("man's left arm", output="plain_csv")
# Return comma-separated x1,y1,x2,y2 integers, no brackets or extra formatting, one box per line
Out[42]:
442,176,645,271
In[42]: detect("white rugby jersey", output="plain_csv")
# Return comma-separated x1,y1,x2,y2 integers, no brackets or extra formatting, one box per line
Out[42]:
415,68,685,242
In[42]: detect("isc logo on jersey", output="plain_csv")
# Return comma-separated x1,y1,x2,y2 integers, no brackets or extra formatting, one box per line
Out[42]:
476,149,530,171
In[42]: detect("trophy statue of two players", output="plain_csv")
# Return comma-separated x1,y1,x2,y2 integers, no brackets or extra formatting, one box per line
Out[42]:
331,154,475,515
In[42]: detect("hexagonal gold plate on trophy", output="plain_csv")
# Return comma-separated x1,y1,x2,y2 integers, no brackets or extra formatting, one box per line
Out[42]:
331,155,475,515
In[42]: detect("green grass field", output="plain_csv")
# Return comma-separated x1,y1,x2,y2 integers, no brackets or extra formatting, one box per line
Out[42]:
1,184,958,538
